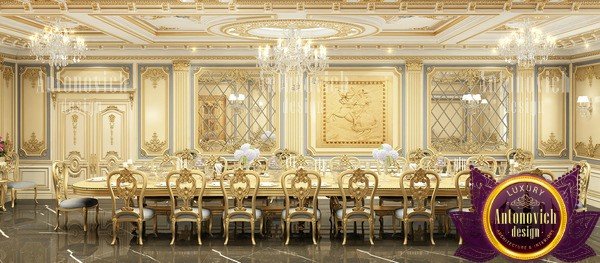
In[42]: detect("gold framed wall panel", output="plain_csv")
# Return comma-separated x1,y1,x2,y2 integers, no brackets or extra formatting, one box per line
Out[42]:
97,103,129,162
573,63,600,160
308,67,402,156
55,98,92,183
139,66,170,157
18,66,48,157
426,66,514,155
192,67,280,154
55,65,131,90
1,64,15,141
537,66,568,158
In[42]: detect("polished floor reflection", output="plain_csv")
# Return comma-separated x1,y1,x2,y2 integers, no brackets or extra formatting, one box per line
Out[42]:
0,200,599,262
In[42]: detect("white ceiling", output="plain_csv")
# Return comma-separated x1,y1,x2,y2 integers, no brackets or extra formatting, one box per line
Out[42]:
1,0,600,59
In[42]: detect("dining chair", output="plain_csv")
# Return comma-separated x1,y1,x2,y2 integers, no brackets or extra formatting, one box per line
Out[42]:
335,169,378,245
281,167,322,245
221,168,264,245
249,157,269,174
175,148,199,168
407,148,434,166
517,168,555,181
51,161,99,232
419,155,451,174
3,146,37,207
202,155,228,181
506,148,533,173
107,168,157,245
396,168,440,245
575,160,591,212
273,148,298,170
446,168,494,244
466,155,498,174
329,155,360,172
376,157,408,236
166,168,212,245
290,155,317,170
148,153,179,221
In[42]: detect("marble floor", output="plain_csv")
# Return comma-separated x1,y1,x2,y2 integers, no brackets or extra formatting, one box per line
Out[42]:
0,200,599,263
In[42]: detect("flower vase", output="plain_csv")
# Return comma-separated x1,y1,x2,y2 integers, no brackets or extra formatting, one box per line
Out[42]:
382,158,393,176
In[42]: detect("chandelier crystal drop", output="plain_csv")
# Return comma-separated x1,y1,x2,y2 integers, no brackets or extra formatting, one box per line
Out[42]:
497,21,556,68
257,29,328,90
29,19,87,68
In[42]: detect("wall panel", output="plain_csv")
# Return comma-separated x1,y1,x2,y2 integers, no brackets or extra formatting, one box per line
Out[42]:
573,62,600,160
0,63,15,141
536,66,568,158
139,65,171,157
18,65,49,159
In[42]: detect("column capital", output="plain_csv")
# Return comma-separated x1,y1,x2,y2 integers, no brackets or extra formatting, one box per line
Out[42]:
405,59,423,71
517,64,534,71
172,60,190,71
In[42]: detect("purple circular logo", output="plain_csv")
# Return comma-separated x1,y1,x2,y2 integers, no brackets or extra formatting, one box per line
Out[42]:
483,175,567,260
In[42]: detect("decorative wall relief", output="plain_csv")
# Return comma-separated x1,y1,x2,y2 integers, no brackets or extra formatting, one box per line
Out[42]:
99,104,128,160
71,114,79,145
18,66,49,158
55,65,131,91
139,66,170,157
109,114,115,145
536,66,567,157
573,62,600,160
1,64,15,139
193,68,279,154
426,67,513,155
308,68,401,155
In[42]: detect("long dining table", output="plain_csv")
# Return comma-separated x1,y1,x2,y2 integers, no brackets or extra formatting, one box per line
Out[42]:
71,171,466,197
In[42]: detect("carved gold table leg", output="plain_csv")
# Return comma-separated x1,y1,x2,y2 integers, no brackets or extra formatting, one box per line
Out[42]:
0,181,6,211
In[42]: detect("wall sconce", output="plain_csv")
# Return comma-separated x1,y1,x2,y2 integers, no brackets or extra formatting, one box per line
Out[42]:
577,95,593,118
228,93,246,112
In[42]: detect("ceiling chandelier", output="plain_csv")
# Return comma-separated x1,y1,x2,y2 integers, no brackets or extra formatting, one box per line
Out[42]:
29,19,87,68
497,21,556,68
257,29,328,90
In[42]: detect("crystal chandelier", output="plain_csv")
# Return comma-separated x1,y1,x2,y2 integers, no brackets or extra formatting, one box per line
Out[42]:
257,29,328,90
497,21,556,68
29,19,87,68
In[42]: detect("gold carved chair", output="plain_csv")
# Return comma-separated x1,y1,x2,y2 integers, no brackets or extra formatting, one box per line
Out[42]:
506,148,533,173
329,155,360,172
419,155,451,174
202,155,228,181
249,157,269,174
396,168,440,245
166,168,212,245
221,169,264,245
272,148,298,170
4,146,38,207
407,148,434,166
575,160,591,212
107,168,157,245
466,155,498,174
280,168,322,245
175,148,199,168
51,161,99,232
517,168,555,181
335,169,378,245
375,157,408,237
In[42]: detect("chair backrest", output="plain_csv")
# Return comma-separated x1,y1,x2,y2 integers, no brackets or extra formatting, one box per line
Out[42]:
329,155,360,173
274,148,298,169
107,168,148,219
2,141,18,181
400,168,440,216
51,161,69,205
454,168,495,212
419,155,451,173
175,148,199,168
153,153,178,173
338,169,378,218
291,155,316,169
576,160,591,209
506,148,533,172
167,169,207,215
249,157,269,174
466,155,498,174
518,168,555,181
281,168,321,219
221,169,260,217
202,155,228,180
407,148,433,164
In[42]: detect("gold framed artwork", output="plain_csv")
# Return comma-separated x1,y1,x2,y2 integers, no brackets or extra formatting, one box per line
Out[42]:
308,68,402,155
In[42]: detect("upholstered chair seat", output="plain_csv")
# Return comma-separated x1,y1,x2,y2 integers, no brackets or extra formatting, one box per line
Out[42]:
282,207,321,220
221,169,264,245
395,208,431,219
174,208,211,220
223,207,262,220
335,208,371,220
59,197,99,209
7,181,36,189
115,208,155,221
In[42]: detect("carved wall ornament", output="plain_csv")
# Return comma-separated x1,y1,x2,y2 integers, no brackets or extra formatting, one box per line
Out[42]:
172,60,190,71
71,114,79,145
89,153,98,176
22,132,45,156
575,64,600,88
405,60,423,71
575,136,600,158
539,132,565,156
143,132,167,154
66,151,84,178
2,66,14,80
142,67,168,88
108,114,115,145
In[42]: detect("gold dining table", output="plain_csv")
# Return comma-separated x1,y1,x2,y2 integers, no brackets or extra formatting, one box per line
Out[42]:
72,172,463,197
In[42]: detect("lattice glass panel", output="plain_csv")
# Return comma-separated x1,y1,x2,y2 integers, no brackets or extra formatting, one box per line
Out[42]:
193,68,278,154
427,67,513,154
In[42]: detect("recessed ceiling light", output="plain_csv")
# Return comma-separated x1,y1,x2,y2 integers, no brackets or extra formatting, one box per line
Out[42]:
180,0,195,3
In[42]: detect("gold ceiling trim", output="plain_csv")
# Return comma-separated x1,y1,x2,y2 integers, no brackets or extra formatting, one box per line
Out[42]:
213,19,373,41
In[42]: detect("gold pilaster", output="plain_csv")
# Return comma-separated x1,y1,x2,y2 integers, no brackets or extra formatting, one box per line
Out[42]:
173,60,191,151
516,65,535,153
405,60,424,154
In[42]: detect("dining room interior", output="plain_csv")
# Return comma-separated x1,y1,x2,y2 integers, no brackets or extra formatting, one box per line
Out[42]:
1,0,600,262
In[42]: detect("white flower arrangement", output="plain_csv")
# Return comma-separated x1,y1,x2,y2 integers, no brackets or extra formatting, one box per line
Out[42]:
234,143,260,166
372,144,399,164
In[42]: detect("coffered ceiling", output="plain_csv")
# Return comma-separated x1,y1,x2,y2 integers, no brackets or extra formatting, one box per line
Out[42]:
1,0,600,59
